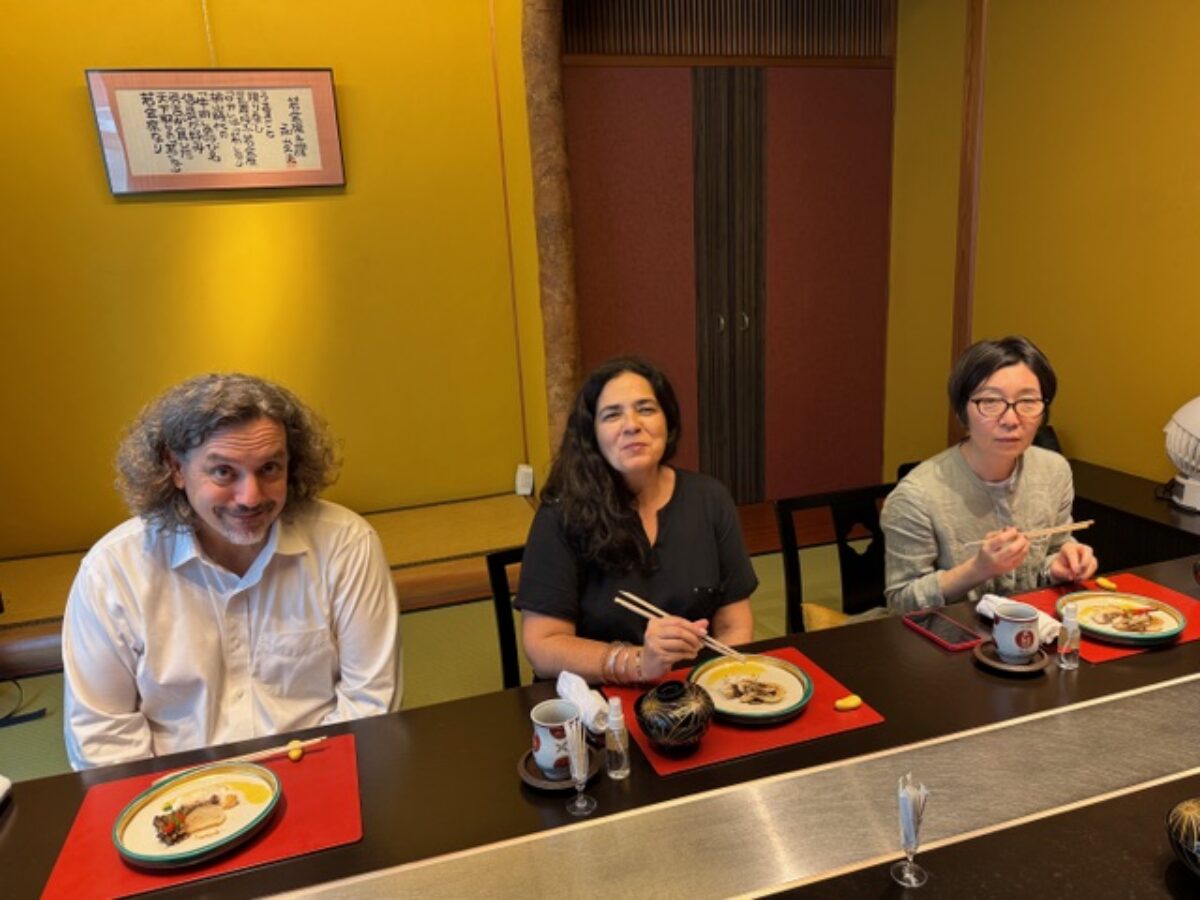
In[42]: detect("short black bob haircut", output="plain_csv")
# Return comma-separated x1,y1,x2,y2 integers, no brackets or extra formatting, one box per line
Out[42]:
948,335,1057,427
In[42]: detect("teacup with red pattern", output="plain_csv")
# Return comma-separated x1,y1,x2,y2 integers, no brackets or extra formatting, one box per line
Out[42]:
530,699,580,780
993,601,1041,664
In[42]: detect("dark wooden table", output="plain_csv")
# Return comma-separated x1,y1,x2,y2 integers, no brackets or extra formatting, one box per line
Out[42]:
784,771,1200,899
4,555,1200,897
1071,458,1200,570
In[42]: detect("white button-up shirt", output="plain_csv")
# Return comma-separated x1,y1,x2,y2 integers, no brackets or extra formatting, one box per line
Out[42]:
63,500,401,769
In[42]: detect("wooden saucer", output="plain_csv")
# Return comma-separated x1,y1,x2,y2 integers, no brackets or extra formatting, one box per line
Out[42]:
518,748,601,792
972,640,1050,676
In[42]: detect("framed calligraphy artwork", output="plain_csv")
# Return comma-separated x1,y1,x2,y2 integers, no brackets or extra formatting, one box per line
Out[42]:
85,69,345,194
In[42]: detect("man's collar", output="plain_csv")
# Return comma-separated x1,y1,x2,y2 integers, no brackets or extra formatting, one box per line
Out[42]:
168,526,202,569
273,515,310,557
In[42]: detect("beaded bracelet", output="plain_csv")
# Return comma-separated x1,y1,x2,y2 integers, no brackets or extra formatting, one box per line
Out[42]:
618,645,647,685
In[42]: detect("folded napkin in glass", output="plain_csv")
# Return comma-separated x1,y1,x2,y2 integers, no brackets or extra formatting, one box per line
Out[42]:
556,671,609,734
976,594,1060,644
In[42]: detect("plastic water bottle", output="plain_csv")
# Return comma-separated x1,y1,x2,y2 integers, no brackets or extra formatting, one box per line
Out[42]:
605,697,630,780
1057,603,1080,670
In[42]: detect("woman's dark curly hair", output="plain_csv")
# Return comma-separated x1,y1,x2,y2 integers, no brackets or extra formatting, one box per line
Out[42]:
542,356,681,573
116,373,340,531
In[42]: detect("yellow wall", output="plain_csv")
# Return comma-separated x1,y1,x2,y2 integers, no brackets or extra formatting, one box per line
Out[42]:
0,1,547,557
884,0,967,477
974,0,1198,480
888,0,1196,483
493,0,551,487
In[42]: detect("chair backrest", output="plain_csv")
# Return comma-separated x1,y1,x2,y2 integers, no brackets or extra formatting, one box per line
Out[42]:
773,483,896,633
485,546,525,689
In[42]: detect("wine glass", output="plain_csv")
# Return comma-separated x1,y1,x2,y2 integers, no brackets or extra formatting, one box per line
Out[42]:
891,773,928,888
564,719,596,817
891,834,928,887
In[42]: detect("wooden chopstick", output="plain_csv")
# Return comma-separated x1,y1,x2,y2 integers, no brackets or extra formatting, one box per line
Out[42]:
614,590,748,662
964,519,1094,547
614,596,747,662
151,736,328,785
231,735,327,764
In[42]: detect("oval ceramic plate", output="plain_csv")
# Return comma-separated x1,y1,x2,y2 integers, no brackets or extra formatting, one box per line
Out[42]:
113,762,281,869
688,655,813,726
1056,591,1186,646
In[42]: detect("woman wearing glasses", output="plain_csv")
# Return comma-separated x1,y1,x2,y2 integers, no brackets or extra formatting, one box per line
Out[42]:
881,336,1097,613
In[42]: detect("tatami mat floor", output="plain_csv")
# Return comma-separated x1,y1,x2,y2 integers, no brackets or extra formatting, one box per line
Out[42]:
0,549,847,783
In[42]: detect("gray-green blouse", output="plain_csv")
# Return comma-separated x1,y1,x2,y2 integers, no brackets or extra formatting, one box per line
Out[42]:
880,445,1076,613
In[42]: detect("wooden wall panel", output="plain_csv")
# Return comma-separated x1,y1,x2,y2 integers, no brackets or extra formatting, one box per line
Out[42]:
562,67,700,470
764,67,893,498
564,0,895,61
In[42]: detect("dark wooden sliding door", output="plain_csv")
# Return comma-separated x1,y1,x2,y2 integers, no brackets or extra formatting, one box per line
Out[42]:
694,68,765,503
562,0,895,501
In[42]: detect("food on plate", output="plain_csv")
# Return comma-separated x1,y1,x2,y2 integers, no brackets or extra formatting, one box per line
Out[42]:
834,693,863,712
153,785,240,846
719,674,784,705
1083,604,1169,634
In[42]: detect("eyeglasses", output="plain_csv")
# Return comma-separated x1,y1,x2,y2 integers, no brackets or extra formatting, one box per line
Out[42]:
969,397,1046,419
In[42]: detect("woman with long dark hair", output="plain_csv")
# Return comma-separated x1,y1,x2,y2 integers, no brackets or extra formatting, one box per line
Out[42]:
881,336,1097,613
515,357,756,683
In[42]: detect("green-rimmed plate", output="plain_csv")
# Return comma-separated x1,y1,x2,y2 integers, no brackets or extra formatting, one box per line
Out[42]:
688,654,813,726
113,761,281,869
1056,591,1186,647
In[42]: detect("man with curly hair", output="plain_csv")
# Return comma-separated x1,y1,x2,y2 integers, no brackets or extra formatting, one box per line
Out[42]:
62,374,402,769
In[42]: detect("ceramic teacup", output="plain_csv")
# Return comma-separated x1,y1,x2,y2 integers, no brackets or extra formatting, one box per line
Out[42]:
993,601,1041,663
530,699,580,780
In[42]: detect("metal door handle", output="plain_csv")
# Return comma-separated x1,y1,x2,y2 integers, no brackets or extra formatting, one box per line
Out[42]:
717,314,727,334
739,311,750,332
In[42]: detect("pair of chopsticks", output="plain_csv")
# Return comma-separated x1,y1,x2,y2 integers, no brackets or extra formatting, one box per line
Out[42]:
151,736,327,785
613,590,747,662
964,519,1094,547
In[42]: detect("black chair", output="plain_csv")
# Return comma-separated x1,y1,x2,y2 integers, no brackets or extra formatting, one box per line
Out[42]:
774,483,896,634
485,546,525,689
1034,424,1062,453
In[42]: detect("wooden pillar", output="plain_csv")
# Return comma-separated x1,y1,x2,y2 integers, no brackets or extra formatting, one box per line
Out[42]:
522,0,581,450
948,0,988,444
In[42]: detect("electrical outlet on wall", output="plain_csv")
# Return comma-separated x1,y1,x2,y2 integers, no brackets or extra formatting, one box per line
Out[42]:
515,464,534,496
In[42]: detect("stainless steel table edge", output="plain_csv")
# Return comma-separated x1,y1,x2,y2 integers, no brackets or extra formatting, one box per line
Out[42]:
270,672,1200,900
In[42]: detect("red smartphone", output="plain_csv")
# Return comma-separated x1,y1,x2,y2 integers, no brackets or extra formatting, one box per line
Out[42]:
902,609,984,651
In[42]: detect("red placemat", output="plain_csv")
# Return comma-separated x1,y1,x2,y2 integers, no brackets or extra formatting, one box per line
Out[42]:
42,733,361,899
605,647,883,776
1013,574,1200,664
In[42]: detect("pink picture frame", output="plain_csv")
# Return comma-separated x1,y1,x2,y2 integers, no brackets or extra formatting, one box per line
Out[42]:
85,69,345,194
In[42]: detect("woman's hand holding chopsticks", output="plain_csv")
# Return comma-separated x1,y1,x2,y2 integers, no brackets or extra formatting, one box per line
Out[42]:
641,614,711,680
973,527,1031,580
612,590,747,679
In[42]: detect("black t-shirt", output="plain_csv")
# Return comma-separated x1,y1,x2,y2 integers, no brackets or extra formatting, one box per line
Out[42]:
514,469,758,643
